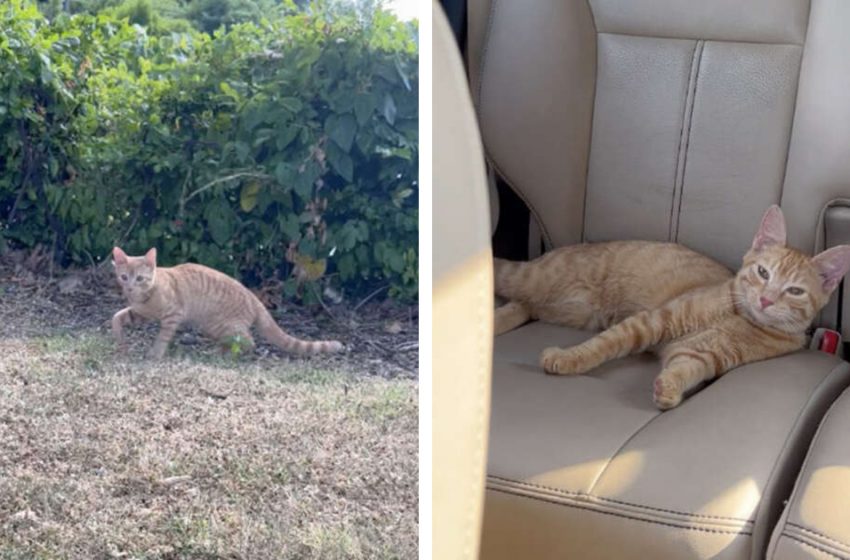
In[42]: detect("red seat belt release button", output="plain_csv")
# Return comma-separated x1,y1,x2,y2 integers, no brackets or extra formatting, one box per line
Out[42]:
811,328,841,355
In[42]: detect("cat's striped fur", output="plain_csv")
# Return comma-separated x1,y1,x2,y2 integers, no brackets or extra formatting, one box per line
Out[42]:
495,206,850,409
111,247,343,359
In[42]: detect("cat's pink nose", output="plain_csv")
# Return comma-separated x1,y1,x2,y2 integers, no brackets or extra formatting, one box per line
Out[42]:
759,296,774,309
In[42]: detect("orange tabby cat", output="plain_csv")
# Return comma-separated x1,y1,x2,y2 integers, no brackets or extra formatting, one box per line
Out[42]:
111,247,343,359
495,206,850,409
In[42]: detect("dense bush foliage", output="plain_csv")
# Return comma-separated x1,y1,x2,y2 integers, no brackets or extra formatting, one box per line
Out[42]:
0,0,419,302
43,0,292,35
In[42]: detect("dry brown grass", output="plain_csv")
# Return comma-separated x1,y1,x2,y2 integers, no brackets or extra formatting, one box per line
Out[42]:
0,280,418,559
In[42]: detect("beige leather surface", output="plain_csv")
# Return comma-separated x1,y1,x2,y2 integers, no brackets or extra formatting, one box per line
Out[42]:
472,0,596,248
466,0,491,102
588,0,809,44
584,34,804,269
584,33,697,243
481,322,850,559
781,0,850,257
767,387,850,559
676,41,803,268
471,0,824,272
470,0,850,557
432,3,493,560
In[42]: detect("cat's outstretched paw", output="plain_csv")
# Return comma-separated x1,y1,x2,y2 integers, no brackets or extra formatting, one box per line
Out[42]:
653,376,683,410
540,347,589,376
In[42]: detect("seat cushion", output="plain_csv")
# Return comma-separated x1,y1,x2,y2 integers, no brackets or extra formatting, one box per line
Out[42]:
767,387,850,559
481,322,850,560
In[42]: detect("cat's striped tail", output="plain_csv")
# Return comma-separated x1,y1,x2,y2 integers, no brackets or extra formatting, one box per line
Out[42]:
494,258,530,300
255,308,344,355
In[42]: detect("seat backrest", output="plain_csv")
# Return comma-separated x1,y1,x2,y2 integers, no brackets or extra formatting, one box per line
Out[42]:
469,0,850,271
433,3,494,560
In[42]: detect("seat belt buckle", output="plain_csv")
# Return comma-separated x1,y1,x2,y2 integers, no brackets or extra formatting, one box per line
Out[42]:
810,328,842,356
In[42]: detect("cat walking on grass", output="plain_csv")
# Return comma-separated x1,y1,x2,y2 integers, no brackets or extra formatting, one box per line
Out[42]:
111,247,343,360
494,206,850,409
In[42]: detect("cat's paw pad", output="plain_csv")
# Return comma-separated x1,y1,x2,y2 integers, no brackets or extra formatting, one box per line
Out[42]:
540,347,586,376
653,376,683,410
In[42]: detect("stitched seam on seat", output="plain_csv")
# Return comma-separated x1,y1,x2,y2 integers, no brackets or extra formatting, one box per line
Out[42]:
771,396,843,551
778,0,813,208
579,27,599,245
776,39,807,207
597,30,801,47
488,474,752,522
669,39,702,242
488,486,752,536
753,363,850,545
673,39,703,241
475,0,498,109
787,524,850,553
765,397,837,560
782,534,850,560
585,409,664,498
668,40,698,241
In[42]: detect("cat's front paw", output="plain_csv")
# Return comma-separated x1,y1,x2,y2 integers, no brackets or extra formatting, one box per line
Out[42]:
540,347,589,376
653,376,683,410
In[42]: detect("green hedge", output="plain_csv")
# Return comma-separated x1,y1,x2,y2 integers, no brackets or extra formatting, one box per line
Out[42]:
0,0,419,302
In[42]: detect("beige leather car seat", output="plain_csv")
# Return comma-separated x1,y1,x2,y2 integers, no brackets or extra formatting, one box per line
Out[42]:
467,1,850,558
433,2,492,559
767,386,850,559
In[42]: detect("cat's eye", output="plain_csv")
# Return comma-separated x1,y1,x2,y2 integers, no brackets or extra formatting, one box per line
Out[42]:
757,265,770,280
787,287,805,296
136,276,144,283
120,274,128,281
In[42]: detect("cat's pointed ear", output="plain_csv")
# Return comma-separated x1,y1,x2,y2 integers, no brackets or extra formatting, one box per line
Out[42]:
751,205,787,251
813,245,850,293
144,247,157,267
112,246,128,265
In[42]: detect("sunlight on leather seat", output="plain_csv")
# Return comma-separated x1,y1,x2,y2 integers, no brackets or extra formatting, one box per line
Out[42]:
799,465,850,525
530,450,645,496
691,478,760,557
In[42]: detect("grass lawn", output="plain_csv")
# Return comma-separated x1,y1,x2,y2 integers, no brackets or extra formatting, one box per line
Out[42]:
0,268,418,559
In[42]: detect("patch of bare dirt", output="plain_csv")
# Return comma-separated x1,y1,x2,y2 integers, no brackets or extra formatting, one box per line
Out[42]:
0,252,418,378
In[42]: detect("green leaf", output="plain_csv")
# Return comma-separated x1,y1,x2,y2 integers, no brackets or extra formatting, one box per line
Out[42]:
354,93,378,126
326,141,353,182
204,199,234,247
220,81,239,101
293,162,320,198
395,55,412,91
299,237,317,256
337,253,356,279
393,187,414,207
276,126,299,151
240,181,261,212
382,93,397,125
234,141,250,163
274,161,295,186
326,113,357,153
280,214,300,240
279,97,303,112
